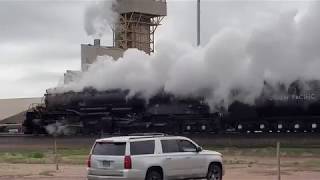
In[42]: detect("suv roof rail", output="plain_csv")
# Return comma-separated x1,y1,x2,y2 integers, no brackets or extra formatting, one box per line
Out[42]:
128,133,168,137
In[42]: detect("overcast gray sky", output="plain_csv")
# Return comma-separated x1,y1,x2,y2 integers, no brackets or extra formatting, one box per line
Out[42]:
0,0,313,99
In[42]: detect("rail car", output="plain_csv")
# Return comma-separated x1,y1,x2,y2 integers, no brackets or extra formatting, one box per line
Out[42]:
23,80,320,135
225,80,320,133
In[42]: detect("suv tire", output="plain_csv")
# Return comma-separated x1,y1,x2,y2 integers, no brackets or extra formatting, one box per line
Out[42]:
146,170,163,180
207,163,222,180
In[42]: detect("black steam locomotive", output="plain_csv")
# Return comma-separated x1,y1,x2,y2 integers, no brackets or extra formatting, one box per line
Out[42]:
23,80,320,135
23,88,220,135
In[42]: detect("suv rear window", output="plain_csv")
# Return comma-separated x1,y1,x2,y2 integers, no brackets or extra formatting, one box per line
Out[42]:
92,142,126,156
130,140,155,155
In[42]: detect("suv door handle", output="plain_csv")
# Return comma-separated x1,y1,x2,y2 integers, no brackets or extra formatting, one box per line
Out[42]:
185,157,191,159
165,158,172,160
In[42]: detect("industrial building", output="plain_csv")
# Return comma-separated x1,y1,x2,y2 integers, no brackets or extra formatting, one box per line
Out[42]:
80,0,167,72
0,98,41,132
81,39,124,71
65,0,167,81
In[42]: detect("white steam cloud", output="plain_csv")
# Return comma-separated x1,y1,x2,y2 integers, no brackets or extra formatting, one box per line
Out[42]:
45,122,68,136
84,0,118,37
54,3,320,110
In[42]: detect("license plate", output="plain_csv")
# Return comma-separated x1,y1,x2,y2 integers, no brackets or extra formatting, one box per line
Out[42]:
102,160,111,168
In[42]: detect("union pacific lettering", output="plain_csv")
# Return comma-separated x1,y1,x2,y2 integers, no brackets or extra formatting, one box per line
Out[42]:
271,93,317,101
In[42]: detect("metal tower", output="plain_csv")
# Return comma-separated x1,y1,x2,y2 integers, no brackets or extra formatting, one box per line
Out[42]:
197,0,201,46
115,0,167,54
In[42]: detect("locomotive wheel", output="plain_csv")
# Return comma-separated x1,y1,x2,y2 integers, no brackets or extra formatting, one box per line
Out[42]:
259,123,266,132
200,124,209,133
293,123,301,133
183,124,194,133
236,124,246,133
311,123,318,133
277,123,284,133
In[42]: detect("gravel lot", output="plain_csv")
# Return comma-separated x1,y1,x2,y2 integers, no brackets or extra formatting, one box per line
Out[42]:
0,156,320,180
0,136,320,180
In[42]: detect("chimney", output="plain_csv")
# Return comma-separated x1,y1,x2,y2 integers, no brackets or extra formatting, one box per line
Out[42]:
94,39,101,46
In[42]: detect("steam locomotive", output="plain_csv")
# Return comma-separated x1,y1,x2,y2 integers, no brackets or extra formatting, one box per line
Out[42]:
23,80,320,135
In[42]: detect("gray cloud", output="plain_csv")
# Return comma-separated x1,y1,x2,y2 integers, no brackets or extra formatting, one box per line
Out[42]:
0,0,89,98
0,43,79,66
157,0,310,45
0,1,88,42
17,71,62,83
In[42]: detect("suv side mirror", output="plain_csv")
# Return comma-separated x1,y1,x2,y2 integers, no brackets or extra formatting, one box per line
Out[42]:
196,146,202,152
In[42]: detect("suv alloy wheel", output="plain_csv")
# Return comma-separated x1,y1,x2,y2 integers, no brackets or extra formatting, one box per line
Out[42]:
146,170,163,180
207,163,222,180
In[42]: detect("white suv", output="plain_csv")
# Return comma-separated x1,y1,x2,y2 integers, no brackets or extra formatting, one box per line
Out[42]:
87,134,224,180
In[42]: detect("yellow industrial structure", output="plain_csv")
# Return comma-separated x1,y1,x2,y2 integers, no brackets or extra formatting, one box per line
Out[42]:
115,0,167,54
80,0,167,72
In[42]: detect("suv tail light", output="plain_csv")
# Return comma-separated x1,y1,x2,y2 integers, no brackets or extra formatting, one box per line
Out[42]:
124,155,132,169
87,154,92,168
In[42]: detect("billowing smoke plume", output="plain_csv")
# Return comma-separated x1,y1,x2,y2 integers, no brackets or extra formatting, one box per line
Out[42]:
55,3,320,110
84,0,118,37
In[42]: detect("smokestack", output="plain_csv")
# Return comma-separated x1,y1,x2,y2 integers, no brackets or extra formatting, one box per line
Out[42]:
94,39,101,46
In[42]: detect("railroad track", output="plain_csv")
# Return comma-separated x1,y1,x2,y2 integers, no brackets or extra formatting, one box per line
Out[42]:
0,133,320,149
0,133,34,137
1,132,319,138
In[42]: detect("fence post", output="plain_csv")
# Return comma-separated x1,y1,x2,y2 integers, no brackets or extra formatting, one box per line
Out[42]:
54,135,59,171
277,141,281,180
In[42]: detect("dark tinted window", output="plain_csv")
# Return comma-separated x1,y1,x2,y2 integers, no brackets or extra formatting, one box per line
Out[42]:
130,140,155,155
161,140,179,153
92,142,126,156
179,140,197,152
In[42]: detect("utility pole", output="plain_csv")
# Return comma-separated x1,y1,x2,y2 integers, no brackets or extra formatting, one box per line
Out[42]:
197,0,201,46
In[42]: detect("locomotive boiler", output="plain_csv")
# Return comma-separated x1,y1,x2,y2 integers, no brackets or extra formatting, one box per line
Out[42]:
23,88,221,135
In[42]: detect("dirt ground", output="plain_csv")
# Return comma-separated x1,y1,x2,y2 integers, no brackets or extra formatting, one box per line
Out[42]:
0,156,319,180
0,136,320,179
